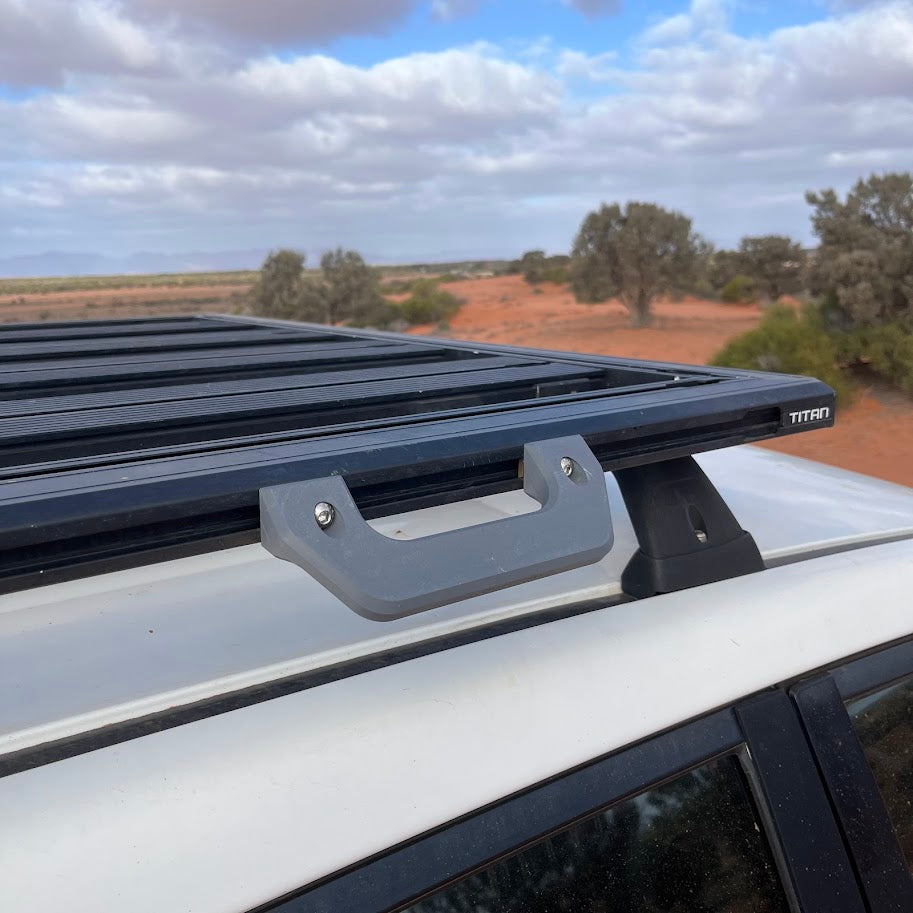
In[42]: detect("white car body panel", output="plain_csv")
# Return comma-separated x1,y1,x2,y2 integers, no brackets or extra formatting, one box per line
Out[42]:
2,539,913,913
0,446,912,913
2,446,912,758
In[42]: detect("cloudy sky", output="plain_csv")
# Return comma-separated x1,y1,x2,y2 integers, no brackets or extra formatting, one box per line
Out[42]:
1,0,912,270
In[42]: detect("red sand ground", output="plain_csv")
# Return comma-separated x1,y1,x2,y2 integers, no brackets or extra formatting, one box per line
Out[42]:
414,276,913,489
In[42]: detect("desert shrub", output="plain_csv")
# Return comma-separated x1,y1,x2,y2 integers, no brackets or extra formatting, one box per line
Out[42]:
712,304,851,403
720,274,757,304
378,278,415,295
515,251,570,286
544,264,569,284
399,279,462,325
689,278,716,300
518,250,547,284
346,297,401,329
836,323,913,395
436,272,461,283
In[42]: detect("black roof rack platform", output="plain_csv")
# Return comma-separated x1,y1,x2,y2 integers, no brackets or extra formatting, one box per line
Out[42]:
0,314,834,600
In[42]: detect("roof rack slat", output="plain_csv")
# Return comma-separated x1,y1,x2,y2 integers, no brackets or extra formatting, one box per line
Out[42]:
0,363,603,457
0,328,317,361
0,355,530,418
0,320,257,342
0,341,440,392
0,315,204,332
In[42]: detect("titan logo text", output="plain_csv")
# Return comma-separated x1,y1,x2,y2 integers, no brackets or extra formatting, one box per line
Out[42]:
788,407,830,424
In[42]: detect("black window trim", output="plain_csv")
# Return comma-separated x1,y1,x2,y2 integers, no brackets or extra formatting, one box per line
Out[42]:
251,696,864,913
833,638,913,703
793,638,913,913
737,689,865,913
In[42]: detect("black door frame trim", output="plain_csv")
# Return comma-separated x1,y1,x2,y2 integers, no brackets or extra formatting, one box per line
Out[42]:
832,638,913,702
737,690,867,913
792,639,913,913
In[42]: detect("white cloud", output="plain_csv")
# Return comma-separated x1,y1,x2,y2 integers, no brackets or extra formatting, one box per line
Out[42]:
431,0,480,21
233,47,559,135
641,0,728,47
0,0,167,86
556,49,619,81
641,13,693,45
0,179,64,208
31,96,197,147
128,0,416,45
563,0,622,17
772,3,913,100
2,0,913,264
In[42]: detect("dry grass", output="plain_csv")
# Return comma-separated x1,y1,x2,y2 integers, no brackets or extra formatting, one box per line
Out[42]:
0,270,257,296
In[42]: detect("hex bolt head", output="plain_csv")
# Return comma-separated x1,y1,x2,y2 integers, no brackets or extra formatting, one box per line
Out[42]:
560,457,574,477
314,502,336,530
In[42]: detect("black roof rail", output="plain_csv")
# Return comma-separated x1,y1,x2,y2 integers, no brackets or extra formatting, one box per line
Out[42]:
0,314,834,602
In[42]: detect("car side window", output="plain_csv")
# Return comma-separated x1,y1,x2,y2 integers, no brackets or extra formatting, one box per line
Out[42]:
397,754,789,913
848,675,913,871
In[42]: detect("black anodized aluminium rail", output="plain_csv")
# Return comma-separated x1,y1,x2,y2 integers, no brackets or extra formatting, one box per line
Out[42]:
0,328,318,361
0,381,832,588
0,363,604,465
0,342,450,396
0,355,528,417
0,318,245,342
0,316,835,588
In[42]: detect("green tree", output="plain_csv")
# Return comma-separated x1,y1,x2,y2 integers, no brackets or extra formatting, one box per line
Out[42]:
316,247,386,325
707,248,742,294
519,250,547,284
806,172,913,327
570,202,699,326
249,249,307,319
737,234,805,301
250,247,397,328
688,235,717,298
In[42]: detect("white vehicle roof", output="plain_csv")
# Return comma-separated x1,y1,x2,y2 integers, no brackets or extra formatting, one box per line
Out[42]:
2,445,911,758
1,446,912,913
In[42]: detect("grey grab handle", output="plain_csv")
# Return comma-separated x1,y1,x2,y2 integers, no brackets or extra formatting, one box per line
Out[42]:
259,435,613,620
